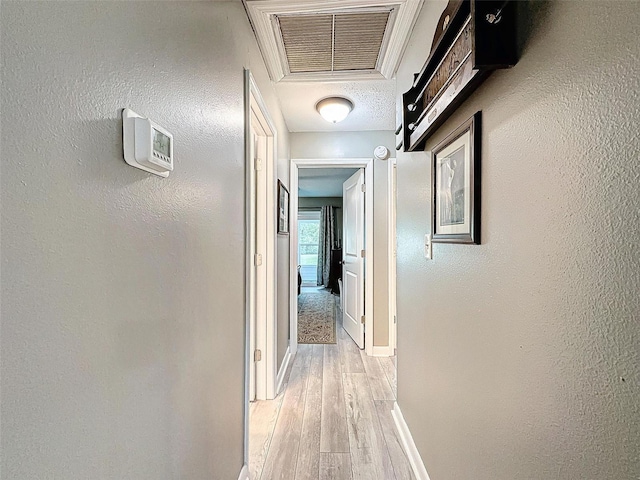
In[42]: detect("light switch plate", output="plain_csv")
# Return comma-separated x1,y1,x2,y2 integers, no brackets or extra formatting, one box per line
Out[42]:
424,233,432,260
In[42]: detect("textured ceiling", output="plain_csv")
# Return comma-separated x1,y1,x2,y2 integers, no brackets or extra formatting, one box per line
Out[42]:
275,79,397,132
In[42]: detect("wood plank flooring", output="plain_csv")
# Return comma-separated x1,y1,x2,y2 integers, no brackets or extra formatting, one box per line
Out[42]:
249,318,413,480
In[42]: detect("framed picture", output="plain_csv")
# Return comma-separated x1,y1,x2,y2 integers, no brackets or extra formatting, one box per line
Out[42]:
277,180,290,235
432,111,481,244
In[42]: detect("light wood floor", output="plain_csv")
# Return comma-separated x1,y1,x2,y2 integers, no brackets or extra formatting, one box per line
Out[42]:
249,320,414,480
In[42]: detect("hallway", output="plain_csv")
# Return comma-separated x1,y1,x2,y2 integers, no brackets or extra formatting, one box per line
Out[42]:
250,321,412,479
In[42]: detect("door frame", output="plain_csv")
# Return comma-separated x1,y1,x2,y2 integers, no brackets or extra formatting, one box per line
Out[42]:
244,70,278,466
388,157,397,353
289,158,374,355
246,71,278,401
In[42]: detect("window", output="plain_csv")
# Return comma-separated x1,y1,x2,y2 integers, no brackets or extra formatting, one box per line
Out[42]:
298,210,321,286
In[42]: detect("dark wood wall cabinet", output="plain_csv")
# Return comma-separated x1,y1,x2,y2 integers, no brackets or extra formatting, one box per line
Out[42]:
401,0,518,152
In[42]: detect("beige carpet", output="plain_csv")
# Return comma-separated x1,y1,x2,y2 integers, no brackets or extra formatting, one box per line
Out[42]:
297,288,337,344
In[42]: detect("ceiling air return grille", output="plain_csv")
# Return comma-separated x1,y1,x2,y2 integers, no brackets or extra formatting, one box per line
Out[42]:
279,15,333,73
333,12,390,71
244,0,423,82
278,11,391,74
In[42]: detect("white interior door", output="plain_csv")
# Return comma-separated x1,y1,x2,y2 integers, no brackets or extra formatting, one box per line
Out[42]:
248,131,257,402
391,163,397,351
249,115,267,402
342,169,365,349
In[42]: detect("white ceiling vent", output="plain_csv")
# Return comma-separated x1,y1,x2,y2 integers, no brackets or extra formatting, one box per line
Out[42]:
333,12,391,71
278,11,391,74
244,0,424,82
278,14,334,73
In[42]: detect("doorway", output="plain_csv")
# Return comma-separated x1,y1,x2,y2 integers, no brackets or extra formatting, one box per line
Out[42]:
244,69,279,478
289,158,374,356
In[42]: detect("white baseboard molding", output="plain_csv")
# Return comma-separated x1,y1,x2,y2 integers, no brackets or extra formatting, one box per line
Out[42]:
391,402,431,480
237,464,249,480
371,345,394,357
275,345,292,395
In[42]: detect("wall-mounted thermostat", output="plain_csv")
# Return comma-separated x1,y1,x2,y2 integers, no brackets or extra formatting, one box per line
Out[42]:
122,108,173,177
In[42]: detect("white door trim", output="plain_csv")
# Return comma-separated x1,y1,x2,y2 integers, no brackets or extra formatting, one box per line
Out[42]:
388,158,397,353
244,69,278,466
248,73,277,402
289,158,375,355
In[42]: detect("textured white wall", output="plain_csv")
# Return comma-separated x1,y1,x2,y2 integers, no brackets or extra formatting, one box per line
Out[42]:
395,1,640,479
0,2,289,478
291,131,396,346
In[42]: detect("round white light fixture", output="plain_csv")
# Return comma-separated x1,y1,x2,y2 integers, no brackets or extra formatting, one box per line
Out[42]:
315,97,354,123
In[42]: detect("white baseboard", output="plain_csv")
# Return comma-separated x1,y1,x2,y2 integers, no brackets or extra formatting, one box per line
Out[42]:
391,402,431,480
371,345,394,357
237,464,249,480
275,345,292,395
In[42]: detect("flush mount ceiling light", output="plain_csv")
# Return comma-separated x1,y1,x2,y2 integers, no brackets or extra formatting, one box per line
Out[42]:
316,97,354,123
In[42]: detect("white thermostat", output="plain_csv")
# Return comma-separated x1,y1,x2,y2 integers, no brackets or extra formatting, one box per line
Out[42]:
122,108,173,177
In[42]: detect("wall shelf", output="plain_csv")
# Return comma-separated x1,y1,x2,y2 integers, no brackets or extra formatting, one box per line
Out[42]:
401,0,518,151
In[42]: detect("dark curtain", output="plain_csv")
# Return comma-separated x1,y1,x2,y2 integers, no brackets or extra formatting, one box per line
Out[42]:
317,206,336,287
